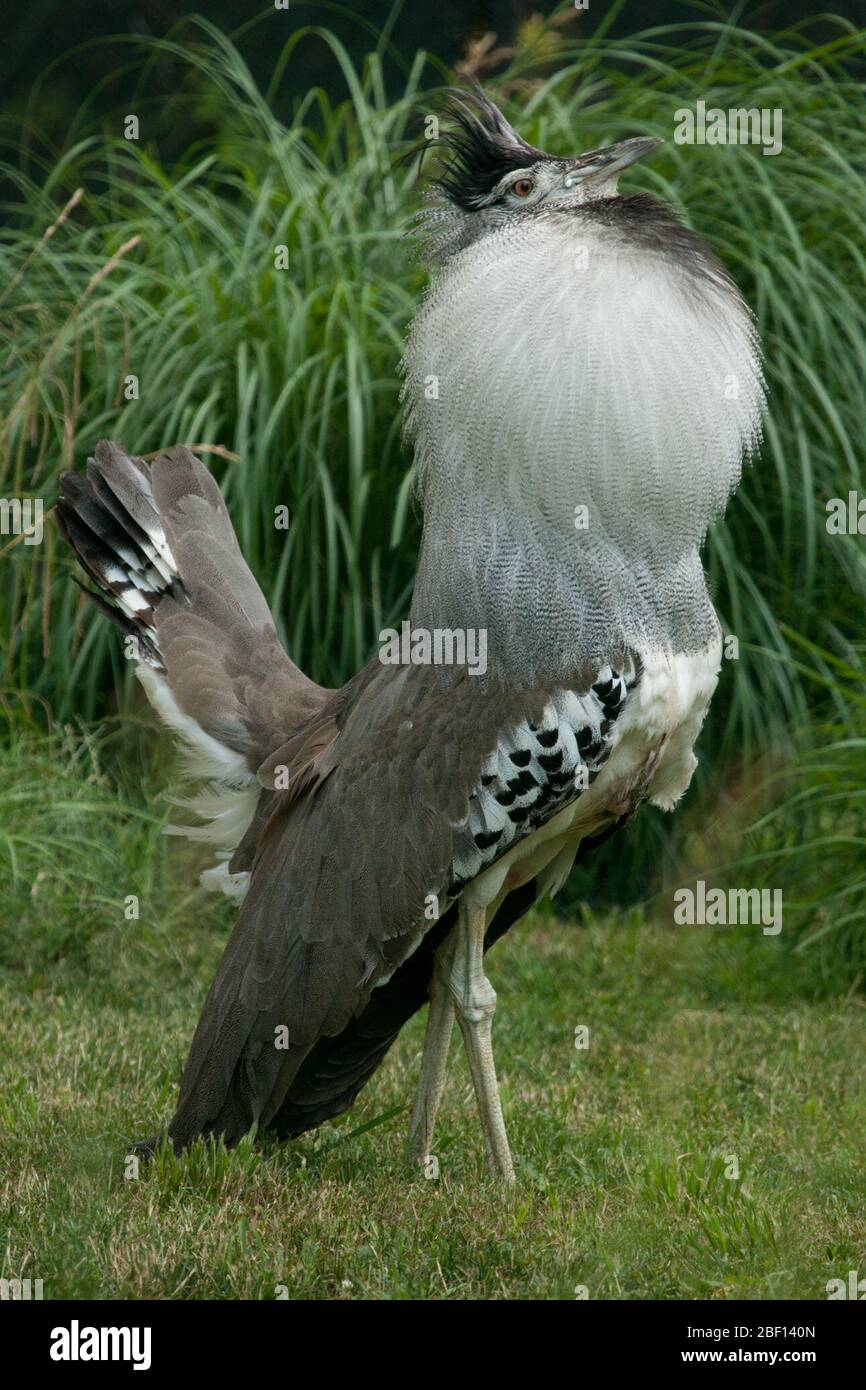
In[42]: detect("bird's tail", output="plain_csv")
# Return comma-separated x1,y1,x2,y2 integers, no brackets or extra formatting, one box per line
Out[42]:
56,440,325,879
56,442,179,673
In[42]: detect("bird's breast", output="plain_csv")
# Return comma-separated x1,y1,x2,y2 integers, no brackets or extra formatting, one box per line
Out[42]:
405,214,763,554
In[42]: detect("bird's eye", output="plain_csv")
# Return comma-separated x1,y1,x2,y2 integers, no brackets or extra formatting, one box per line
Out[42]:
512,177,535,198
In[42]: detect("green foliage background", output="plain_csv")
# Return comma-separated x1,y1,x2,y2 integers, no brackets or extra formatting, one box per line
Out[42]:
2,2,866,986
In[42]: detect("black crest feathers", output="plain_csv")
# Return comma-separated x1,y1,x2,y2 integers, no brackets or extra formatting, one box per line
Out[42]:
429,82,547,210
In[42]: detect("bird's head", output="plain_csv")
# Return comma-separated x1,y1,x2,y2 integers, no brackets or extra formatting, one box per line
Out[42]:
416,83,662,263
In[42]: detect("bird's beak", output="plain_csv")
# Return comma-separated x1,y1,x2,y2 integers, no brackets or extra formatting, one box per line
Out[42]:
563,136,663,186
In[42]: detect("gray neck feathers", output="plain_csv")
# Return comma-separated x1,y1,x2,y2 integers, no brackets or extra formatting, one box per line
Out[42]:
401,198,764,689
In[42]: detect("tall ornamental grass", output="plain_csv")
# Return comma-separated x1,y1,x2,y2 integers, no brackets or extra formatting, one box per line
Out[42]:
1,4,865,969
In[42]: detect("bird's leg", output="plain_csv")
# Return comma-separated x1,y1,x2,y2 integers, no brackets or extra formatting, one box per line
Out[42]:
407,933,457,1167
450,898,516,1184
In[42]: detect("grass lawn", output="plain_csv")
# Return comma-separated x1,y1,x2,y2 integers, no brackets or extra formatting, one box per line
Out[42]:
2,8,866,1306
2,895,864,1300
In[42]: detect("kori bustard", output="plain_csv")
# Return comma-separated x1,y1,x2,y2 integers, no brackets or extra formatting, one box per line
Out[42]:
56,86,763,1181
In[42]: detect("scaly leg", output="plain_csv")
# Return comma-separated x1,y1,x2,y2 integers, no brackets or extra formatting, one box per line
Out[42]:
450,898,515,1183
407,933,457,1166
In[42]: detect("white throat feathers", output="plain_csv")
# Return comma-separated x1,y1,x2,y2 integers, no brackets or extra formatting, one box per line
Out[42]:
401,195,764,688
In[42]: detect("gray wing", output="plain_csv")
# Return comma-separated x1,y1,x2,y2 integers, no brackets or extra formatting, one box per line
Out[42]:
167,663,540,1148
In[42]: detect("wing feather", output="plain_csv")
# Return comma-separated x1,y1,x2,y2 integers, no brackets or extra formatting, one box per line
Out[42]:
167,664,540,1147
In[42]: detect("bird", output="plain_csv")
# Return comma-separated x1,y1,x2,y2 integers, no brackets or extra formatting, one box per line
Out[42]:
55,85,763,1182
